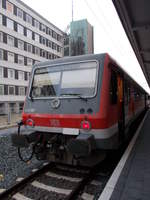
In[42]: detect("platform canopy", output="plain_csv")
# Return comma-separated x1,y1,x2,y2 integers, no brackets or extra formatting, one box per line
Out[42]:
112,0,150,87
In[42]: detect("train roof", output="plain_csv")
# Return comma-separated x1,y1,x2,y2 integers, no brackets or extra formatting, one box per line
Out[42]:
33,53,107,68
33,53,147,94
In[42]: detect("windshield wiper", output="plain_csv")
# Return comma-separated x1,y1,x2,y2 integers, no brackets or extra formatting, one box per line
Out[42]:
61,93,87,102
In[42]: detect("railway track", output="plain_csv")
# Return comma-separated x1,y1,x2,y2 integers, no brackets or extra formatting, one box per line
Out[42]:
0,111,146,200
0,161,110,200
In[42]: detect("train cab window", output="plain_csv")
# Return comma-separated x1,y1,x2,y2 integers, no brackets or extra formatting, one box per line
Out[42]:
32,71,61,97
30,61,98,99
110,70,117,104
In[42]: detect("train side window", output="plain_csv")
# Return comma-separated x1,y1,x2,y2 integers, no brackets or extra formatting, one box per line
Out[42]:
125,80,130,105
110,70,117,104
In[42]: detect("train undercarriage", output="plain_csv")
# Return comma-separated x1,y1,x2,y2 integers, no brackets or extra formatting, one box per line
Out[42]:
12,125,105,166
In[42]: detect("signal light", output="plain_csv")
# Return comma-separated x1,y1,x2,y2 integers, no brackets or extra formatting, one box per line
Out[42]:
81,120,91,131
26,119,34,127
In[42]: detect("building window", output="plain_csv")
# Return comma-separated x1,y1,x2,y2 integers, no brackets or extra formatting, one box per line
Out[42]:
34,20,39,29
35,33,39,42
18,71,24,80
0,32,3,42
19,87,25,96
0,67,3,78
0,85,4,95
27,58,32,66
7,18,14,30
52,43,57,50
7,35,14,46
26,14,32,25
42,37,46,45
48,53,52,59
8,86,15,95
52,31,57,39
41,24,46,33
57,46,61,52
17,24,24,35
0,15,2,25
57,35,61,42
8,52,14,62
27,72,30,80
27,29,32,39
18,40,24,50
48,41,52,48
17,8,23,19
6,1,14,13
18,55,24,65
8,68,15,79
42,50,46,58
27,43,32,53
0,49,3,60
35,47,40,56
48,28,52,36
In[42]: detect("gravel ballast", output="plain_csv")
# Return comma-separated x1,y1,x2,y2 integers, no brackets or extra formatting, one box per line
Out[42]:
0,135,44,189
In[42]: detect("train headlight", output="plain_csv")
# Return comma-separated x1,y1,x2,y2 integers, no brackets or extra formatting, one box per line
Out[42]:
81,120,91,131
26,119,34,127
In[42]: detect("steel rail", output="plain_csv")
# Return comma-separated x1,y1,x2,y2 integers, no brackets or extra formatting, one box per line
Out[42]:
0,162,55,200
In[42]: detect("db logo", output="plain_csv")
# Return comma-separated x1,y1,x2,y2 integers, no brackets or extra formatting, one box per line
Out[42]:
50,119,60,127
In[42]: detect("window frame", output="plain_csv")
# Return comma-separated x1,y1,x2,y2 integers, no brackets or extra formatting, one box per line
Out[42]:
0,85,4,95
29,60,99,99
19,86,25,96
7,35,14,46
27,58,33,66
17,24,24,35
8,85,15,95
7,18,14,30
26,14,32,25
0,49,3,60
18,71,24,80
0,32,3,42
8,52,14,63
6,1,14,13
34,19,39,29
35,46,40,56
8,68,15,79
17,7,23,19
18,40,24,50
18,55,24,65
27,43,32,53
0,66,3,78
27,29,32,39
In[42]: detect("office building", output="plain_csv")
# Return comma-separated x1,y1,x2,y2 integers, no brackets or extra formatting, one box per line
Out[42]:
64,19,94,56
0,0,64,114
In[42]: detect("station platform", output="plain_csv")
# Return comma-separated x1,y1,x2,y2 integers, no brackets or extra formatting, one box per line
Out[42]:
99,109,150,200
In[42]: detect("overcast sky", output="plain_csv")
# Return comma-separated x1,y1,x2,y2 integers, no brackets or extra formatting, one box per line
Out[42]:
22,0,150,93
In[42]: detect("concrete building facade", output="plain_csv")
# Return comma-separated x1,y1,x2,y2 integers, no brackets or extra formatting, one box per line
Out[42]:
0,0,64,114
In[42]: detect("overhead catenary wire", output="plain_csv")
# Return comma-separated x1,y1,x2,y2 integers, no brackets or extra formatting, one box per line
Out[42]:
83,0,126,59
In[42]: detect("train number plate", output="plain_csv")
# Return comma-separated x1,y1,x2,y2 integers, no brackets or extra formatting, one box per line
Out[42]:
63,128,79,135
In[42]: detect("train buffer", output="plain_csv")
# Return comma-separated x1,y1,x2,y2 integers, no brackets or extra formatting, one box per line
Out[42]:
99,109,150,200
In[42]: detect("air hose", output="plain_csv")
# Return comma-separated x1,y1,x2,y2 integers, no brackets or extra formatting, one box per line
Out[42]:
17,121,34,163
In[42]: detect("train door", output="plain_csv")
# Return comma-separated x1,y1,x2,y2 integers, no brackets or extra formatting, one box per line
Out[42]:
117,75,125,141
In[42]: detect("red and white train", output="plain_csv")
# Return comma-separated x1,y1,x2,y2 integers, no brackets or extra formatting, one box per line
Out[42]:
12,53,148,165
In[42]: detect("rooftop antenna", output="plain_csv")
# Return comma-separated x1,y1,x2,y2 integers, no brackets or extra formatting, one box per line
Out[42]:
72,0,74,21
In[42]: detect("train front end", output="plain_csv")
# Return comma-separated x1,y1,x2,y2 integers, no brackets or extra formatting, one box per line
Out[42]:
12,55,106,165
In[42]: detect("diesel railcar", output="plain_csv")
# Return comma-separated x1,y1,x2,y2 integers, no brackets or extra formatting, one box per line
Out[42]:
12,53,148,166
